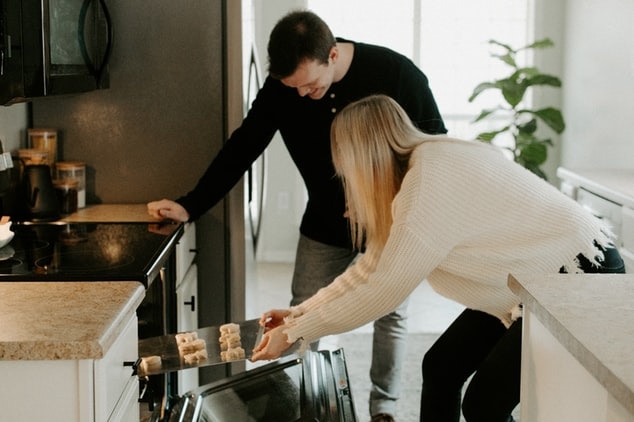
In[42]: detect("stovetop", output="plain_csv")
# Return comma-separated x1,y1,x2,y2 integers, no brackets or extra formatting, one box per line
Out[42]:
0,221,182,285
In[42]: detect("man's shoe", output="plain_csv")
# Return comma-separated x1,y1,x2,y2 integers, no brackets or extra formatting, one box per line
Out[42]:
370,413,394,422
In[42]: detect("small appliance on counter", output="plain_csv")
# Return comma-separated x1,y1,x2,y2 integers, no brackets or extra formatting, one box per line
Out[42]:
18,164,60,221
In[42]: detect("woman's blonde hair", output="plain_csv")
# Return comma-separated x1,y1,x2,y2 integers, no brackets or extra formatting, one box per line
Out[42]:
331,94,426,249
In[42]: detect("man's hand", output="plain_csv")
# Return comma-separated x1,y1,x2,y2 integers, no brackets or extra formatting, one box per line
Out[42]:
147,199,190,222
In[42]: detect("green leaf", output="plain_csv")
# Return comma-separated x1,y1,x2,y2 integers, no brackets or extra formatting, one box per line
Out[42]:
520,38,554,51
472,108,498,122
526,74,561,88
499,79,527,107
524,163,548,180
493,52,517,67
517,119,538,136
468,82,499,102
475,127,509,142
488,39,514,53
512,67,540,80
518,142,548,165
532,108,566,133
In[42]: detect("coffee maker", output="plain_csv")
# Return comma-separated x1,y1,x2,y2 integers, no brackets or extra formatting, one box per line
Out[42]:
19,164,60,221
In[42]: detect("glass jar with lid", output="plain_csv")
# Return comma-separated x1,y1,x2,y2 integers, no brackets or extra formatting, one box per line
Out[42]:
55,161,86,208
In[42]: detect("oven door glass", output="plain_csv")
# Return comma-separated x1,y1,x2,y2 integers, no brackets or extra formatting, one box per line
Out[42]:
195,359,303,422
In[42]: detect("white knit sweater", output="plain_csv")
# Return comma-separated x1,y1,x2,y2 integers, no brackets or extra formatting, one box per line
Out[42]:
284,138,612,344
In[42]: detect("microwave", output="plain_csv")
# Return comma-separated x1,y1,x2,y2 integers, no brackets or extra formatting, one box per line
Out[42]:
0,0,112,105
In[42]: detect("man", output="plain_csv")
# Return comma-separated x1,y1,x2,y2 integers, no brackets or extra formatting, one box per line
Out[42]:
148,10,446,422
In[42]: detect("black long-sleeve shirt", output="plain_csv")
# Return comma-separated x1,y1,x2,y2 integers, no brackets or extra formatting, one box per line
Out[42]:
177,40,447,248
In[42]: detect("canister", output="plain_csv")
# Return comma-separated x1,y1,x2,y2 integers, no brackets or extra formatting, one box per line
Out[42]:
55,161,86,208
53,179,79,215
27,128,58,166
17,148,50,178
18,148,49,166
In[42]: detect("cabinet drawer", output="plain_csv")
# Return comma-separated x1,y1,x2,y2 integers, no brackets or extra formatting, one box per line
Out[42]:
577,189,622,243
176,222,197,284
94,314,138,422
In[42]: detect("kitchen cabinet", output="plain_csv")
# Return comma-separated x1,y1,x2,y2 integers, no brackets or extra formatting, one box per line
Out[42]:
0,282,144,422
509,273,634,421
557,167,634,272
95,313,139,422
175,222,199,394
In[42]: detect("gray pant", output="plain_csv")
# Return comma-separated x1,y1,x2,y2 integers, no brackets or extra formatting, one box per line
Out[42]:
291,234,409,417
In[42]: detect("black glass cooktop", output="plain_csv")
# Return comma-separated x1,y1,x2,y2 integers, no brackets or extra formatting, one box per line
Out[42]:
0,222,182,285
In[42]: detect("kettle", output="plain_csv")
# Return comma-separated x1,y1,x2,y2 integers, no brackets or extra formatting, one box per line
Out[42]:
20,165,60,221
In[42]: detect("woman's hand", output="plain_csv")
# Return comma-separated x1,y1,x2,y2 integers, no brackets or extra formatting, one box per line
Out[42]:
259,309,292,331
147,199,190,222
251,325,294,361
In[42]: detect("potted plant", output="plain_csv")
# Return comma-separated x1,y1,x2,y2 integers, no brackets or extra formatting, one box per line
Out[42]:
468,38,565,180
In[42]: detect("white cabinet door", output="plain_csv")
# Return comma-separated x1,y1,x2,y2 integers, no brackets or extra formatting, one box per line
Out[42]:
94,313,139,422
0,313,139,422
108,377,141,422
176,262,199,394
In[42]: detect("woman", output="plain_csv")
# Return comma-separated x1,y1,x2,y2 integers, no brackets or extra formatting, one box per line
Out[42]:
251,95,625,422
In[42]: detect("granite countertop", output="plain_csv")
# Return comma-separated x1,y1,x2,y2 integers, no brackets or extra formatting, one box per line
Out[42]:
0,204,161,361
508,273,634,415
557,167,634,207
60,203,160,223
0,281,144,360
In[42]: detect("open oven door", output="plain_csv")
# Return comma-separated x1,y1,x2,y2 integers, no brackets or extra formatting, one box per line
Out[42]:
167,349,357,422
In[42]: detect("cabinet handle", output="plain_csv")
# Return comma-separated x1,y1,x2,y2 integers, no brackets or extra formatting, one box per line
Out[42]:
184,295,196,312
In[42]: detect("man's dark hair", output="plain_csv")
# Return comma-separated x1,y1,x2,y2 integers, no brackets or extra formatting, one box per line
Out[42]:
267,10,337,80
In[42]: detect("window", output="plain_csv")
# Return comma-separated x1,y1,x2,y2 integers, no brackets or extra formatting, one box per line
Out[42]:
307,0,533,140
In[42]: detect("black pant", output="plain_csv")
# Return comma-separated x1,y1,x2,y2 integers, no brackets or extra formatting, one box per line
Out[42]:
419,247,625,422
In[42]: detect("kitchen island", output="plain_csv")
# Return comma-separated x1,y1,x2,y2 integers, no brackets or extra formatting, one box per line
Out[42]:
509,273,634,421
0,281,144,421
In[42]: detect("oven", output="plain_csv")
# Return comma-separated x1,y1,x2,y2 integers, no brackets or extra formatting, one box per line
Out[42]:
0,221,183,415
168,349,357,422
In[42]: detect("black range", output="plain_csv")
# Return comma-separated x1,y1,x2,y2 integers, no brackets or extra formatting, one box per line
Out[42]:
0,221,182,285
0,220,186,413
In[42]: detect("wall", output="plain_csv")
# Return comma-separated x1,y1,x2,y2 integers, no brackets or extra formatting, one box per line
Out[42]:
0,104,27,152
249,0,308,262
30,2,225,204
558,0,634,171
